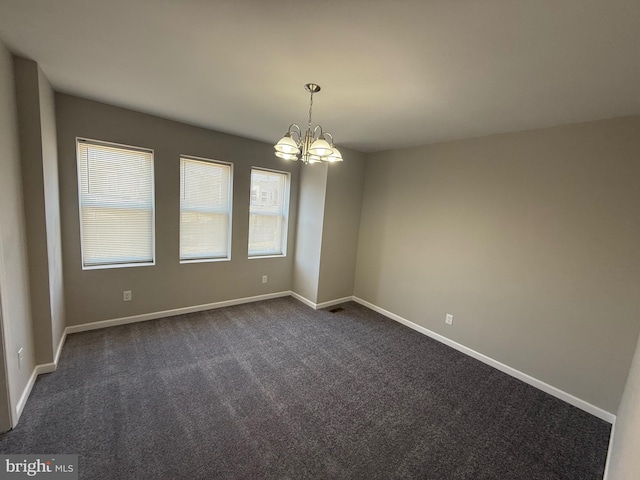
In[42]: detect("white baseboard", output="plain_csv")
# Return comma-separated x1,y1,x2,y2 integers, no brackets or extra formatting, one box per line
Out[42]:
53,329,67,366
65,291,291,334
290,292,317,309
36,362,56,375
290,293,353,310
316,296,354,309
352,296,615,424
14,361,61,425
65,292,352,335
602,418,616,479
14,368,37,423
13,334,65,427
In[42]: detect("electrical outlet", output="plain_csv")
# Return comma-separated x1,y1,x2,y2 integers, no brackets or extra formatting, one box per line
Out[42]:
445,314,454,325
261,275,268,284
123,290,132,301
17,347,24,370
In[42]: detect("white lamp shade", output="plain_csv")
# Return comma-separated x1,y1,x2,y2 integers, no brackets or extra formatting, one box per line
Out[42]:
274,135,301,154
308,154,323,163
326,146,343,162
276,151,299,161
308,137,333,157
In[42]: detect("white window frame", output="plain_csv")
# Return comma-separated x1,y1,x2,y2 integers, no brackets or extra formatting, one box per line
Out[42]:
179,155,233,263
76,137,155,270
248,167,291,258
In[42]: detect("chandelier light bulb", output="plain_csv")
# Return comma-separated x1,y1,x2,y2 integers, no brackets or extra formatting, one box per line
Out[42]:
274,134,301,155
309,136,333,157
327,146,343,162
275,151,299,161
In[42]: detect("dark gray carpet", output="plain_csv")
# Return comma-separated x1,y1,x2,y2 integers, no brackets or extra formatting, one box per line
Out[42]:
0,297,610,479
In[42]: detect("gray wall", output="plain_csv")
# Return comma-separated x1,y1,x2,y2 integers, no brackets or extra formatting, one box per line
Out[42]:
292,149,366,305
38,67,65,358
14,57,65,364
355,117,640,414
607,331,640,479
317,150,366,303
0,41,36,423
56,94,299,326
292,163,327,304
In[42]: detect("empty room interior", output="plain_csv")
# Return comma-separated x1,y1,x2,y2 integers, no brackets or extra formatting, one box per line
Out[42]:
0,1,639,479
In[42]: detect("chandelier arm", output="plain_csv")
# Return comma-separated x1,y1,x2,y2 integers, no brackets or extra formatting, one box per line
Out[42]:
288,123,302,144
312,125,324,141
323,132,334,144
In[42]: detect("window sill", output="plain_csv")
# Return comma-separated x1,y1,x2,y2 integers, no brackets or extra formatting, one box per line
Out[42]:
82,261,155,271
180,257,231,264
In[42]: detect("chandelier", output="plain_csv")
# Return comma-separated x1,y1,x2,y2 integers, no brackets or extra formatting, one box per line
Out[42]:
274,83,343,164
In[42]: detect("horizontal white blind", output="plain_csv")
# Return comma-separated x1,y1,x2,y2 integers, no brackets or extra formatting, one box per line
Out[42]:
77,139,154,268
180,157,232,260
248,169,289,256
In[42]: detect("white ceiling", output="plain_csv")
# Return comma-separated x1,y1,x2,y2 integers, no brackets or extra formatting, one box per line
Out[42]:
0,0,638,152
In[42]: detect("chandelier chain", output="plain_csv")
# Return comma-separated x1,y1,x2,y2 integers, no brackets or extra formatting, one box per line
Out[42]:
307,91,314,131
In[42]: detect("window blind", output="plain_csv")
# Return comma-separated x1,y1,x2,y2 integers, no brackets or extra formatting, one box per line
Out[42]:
248,169,289,256
180,157,232,261
77,139,154,268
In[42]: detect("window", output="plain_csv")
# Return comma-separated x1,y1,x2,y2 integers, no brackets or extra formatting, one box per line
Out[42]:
248,168,290,257
77,138,154,268
180,156,232,261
